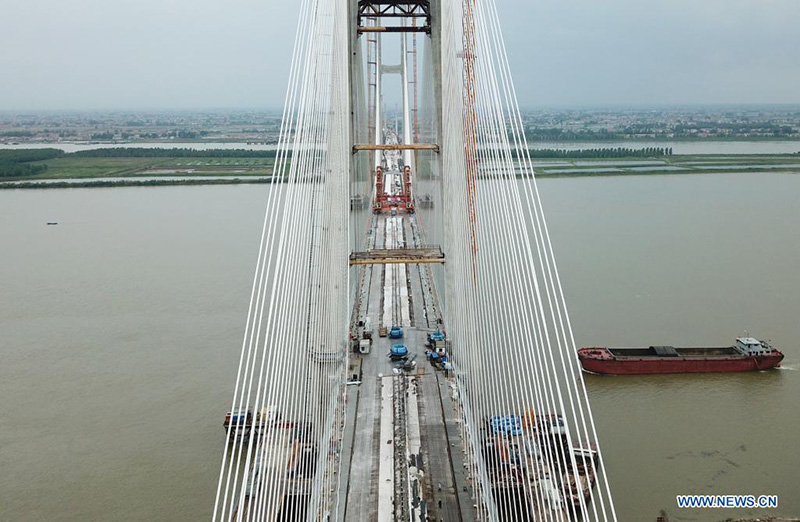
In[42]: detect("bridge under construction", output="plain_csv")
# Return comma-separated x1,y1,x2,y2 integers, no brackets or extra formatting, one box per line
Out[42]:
213,1,617,521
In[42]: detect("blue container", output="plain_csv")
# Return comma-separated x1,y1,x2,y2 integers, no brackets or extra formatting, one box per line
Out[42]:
489,415,523,436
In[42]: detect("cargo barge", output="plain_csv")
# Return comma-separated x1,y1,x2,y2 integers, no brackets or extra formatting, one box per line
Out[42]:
483,412,599,518
578,337,783,375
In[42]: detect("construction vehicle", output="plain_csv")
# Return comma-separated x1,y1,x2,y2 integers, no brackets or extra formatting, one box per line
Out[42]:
428,329,445,343
389,344,409,360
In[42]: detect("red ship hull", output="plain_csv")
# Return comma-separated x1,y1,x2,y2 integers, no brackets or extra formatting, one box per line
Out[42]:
578,347,784,375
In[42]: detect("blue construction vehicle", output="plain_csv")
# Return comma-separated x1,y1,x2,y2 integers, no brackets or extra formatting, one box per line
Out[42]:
389,344,409,360
429,329,445,343
389,326,404,339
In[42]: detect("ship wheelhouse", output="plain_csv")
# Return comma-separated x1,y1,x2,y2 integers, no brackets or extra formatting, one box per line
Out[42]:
735,337,773,356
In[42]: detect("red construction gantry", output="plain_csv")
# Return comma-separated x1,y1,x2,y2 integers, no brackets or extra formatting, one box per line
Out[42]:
373,165,415,213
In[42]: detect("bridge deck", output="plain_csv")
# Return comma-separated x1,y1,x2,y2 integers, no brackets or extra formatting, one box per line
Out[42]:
342,185,475,521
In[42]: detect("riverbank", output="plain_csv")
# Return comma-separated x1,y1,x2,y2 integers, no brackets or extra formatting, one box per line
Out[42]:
2,146,799,187
0,177,272,189
2,139,800,156
2,160,799,188
0,148,278,184
529,153,800,177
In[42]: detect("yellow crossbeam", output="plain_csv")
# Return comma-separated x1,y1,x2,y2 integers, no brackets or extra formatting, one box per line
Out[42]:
349,247,445,265
353,143,439,152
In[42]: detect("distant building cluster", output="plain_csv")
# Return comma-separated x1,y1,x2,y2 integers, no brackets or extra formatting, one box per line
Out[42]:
0,110,283,144
1,107,799,145
521,107,800,141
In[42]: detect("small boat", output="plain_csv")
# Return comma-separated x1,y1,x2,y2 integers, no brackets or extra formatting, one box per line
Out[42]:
578,337,783,375
222,406,281,441
47,222,59,226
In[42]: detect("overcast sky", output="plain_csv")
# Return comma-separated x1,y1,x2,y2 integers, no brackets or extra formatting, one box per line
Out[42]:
1,0,798,110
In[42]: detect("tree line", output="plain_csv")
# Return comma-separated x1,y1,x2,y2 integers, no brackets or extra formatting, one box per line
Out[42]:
0,130,37,138
71,148,278,158
0,149,63,177
525,147,673,159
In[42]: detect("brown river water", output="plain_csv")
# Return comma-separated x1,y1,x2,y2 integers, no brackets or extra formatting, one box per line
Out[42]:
1,172,798,521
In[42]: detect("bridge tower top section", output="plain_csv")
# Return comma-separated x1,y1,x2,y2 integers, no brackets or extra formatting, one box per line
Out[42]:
357,1,431,34
349,0,445,215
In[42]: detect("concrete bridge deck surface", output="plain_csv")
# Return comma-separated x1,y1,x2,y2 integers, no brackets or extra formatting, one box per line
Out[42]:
340,196,475,521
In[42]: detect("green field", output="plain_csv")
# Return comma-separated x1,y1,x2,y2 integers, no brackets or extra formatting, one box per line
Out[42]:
24,153,800,181
530,154,800,177
25,156,276,180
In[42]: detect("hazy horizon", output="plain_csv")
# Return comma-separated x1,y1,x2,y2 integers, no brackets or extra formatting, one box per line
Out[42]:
1,0,799,111
3,103,800,116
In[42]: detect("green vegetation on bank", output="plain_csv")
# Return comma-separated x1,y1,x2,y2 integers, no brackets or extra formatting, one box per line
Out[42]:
524,124,800,142
536,166,800,178
0,148,278,181
0,148,64,177
531,152,800,178
0,178,273,190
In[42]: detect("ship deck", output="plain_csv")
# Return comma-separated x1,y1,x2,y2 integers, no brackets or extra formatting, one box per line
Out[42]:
608,346,739,357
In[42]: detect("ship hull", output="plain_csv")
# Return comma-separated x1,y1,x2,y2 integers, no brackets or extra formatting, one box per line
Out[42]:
578,348,783,375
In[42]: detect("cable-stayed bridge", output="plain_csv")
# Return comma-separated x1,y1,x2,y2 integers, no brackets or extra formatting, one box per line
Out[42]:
214,1,616,520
